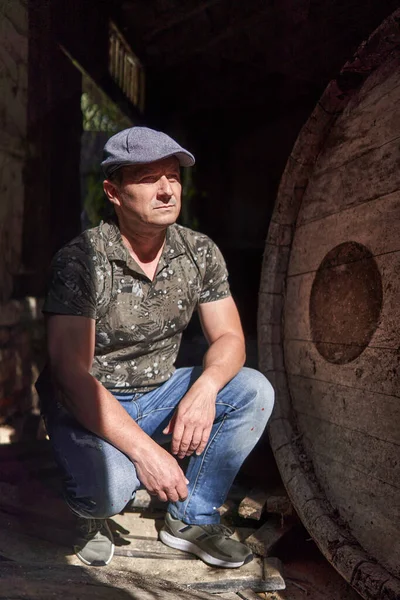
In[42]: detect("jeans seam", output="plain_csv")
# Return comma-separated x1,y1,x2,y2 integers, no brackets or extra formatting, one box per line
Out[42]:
137,406,177,421
133,399,141,419
183,415,227,520
215,401,237,411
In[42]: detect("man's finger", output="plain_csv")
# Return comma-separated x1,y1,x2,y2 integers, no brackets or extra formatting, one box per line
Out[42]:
177,464,189,486
187,429,203,455
177,427,195,458
166,488,180,503
171,420,185,454
196,427,212,456
163,413,176,435
176,480,188,501
157,490,168,502
162,420,172,435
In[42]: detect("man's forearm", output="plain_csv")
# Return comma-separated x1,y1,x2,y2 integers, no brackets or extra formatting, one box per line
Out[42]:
51,366,189,502
52,367,155,462
200,332,246,392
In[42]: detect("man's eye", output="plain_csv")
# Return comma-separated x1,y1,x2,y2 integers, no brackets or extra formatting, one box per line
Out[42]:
139,176,157,183
168,174,180,181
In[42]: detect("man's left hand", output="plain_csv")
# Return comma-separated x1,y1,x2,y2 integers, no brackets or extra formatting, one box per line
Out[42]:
163,379,217,459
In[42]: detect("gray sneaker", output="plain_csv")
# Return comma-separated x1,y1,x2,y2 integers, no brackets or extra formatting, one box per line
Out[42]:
159,513,253,568
74,518,115,566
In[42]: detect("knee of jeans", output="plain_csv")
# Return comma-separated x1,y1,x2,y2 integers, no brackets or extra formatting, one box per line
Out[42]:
240,367,275,419
65,468,140,519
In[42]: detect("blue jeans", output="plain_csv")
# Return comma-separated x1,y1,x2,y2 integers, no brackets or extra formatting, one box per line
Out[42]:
41,367,274,525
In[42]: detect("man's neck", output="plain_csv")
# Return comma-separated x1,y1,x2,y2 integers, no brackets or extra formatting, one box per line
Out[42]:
119,221,168,274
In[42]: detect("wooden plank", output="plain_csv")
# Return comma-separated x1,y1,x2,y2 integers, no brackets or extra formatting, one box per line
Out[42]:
284,251,400,351
272,157,313,226
0,563,217,600
289,192,400,276
284,339,399,398
306,451,400,579
265,491,293,517
244,518,292,558
0,578,134,600
295,412,400,490
313,68,400,174
238,489,268,520
283,270,313,342
147,554,273,594
114,544,196,560
288,375,400,446
351,53,400,114
111,510,161,540
0,513,269,595
0,508,189,559
236,589,262,599
297,138,400,225
263,557,285,590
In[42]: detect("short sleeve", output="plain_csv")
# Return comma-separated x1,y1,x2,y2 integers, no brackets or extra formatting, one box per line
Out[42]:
43,245,98,319
199,240,231,303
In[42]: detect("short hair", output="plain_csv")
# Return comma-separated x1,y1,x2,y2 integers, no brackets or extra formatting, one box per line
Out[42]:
107,167,124,186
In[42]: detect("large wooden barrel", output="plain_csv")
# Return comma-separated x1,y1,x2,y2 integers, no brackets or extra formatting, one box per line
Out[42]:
258,10,400,600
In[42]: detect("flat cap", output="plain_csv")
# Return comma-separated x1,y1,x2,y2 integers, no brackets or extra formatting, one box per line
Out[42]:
101,126,195,177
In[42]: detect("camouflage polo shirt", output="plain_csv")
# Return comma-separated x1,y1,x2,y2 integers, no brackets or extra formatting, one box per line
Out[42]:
42,219,231,393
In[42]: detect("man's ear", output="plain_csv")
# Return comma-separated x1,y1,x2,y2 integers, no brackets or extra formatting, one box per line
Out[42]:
103,180,121,207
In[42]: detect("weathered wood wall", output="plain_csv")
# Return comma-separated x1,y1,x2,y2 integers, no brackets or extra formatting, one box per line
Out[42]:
0,0,40,430
0,0,82,430
258,9,400,600
0,0,28,304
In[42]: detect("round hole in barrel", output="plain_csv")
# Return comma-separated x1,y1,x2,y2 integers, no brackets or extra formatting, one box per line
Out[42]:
309,241,383,364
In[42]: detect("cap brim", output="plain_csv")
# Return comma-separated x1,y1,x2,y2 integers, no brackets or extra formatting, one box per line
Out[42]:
173,151,195,167
102,151,195,178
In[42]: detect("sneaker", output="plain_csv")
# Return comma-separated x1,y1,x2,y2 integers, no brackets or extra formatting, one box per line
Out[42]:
159,513,253,568
74,518,115,566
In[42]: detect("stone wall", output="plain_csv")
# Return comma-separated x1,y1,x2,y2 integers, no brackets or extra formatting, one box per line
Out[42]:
0,1,44,437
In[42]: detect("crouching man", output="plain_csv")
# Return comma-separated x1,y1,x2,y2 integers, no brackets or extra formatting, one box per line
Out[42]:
36,126,274,568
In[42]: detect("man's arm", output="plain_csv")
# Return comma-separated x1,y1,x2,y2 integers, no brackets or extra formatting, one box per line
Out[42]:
46,315,188,503
163,296,245,458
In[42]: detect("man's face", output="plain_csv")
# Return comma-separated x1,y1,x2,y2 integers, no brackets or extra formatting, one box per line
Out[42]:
104,157,182,230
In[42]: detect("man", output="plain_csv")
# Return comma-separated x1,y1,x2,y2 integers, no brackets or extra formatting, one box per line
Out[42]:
36,126,274,569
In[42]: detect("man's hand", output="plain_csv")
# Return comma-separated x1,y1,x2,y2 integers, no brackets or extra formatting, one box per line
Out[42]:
163,378,217,459
133,441,189,503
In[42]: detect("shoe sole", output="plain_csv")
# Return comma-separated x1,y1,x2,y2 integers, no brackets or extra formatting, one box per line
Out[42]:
159,530,252,568
74,543,115,567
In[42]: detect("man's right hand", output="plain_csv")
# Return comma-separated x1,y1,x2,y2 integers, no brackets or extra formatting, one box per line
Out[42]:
132,442,189,503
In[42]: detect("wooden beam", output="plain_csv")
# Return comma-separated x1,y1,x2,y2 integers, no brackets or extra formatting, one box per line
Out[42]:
143,0,224,41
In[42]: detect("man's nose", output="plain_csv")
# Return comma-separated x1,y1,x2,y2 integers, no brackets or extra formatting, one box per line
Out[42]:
158,175,173,196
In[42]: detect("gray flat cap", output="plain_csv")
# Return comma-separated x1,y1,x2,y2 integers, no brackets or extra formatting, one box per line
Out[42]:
101,126,195,177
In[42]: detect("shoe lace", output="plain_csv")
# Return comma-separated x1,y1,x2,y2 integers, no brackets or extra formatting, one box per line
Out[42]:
79,518,105,536
200,524,234,537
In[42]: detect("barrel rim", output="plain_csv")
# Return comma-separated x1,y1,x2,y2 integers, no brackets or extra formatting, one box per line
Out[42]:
258,9,400,600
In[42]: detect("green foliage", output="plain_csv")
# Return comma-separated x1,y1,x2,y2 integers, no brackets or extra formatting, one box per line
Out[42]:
180,167,200,230
81,93,123,133
83,170,113,227
80,81,131,227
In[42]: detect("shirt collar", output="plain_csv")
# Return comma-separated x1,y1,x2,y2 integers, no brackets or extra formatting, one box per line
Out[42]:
101,219,128,262
100,220,186,274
